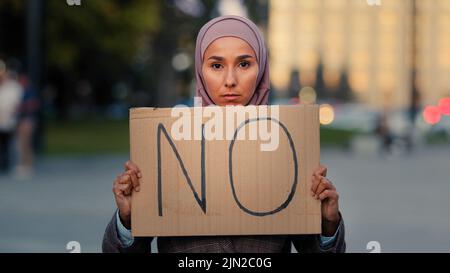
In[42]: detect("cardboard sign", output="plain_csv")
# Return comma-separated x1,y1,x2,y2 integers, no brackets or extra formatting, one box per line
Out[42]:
130,105,321,237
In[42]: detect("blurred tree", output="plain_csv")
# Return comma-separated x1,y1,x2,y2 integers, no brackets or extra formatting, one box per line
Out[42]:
45,0,161,118
46,1,160,72
315,61,326,100
0,0,26,64
334,70,353,101
246,0,268,26
288,69,301,98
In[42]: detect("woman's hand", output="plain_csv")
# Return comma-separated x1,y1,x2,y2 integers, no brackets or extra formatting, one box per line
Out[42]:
310,164,341,236
112,160,142,229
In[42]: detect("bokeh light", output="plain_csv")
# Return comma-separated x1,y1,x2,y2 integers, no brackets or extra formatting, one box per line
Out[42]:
438,97,450,115
288,97,300,105
423,105,442,125
217,0,248,17
172,52,191,71
319,104,335,125
298,86,317,104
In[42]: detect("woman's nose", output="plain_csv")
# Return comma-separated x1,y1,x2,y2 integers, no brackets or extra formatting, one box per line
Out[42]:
224,69,237,88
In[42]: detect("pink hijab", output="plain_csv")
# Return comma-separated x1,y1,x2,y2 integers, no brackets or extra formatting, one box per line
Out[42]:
194,15,270,106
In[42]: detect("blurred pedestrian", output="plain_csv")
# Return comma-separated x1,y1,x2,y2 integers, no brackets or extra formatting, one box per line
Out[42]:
375,112,393,155
0,60,24,174
14,74,40,179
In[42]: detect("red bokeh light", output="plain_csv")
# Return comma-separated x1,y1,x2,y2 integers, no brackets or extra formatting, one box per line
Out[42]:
289,97,300,105
423,106,442,125
438,97,450,115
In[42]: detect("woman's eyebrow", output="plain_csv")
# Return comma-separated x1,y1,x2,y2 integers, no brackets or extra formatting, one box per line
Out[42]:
207,55,254,61
207,56,224,61
236,54,254,60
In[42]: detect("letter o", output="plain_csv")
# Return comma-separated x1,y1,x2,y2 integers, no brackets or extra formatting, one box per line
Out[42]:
228,117,299,216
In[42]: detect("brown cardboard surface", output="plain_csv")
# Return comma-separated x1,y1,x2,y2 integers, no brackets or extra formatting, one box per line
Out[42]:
130,105,321,237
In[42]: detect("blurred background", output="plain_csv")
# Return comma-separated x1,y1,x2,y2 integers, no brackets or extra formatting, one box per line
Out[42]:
1,0,450,253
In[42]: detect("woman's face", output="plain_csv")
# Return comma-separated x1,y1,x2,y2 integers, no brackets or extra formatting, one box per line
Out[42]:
202,36,259,106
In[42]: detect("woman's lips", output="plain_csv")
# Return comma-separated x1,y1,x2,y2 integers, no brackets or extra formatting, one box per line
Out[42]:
222,93,241,101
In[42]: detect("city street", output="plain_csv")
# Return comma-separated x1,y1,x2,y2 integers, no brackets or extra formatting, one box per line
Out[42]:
1,145,450,252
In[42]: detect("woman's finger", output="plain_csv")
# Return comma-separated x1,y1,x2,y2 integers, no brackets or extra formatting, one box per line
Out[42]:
116,174,132,193
121,183,132,196
118,172,140,192
314,164,327,177
113,181,126,197
125,161,142,178
318,189,339,202
311,173,323,192
311,175,320,196
113,174,121,186
119,173,130,184
314,176,335,197
116,181,132,196
126,169,140,192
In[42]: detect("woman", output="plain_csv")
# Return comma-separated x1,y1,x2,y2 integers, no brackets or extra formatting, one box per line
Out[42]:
102,15,345,253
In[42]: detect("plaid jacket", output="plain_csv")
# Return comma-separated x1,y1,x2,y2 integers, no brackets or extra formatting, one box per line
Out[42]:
102,211,346,253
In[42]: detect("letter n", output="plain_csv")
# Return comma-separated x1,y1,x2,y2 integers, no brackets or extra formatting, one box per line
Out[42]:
157,123,206,216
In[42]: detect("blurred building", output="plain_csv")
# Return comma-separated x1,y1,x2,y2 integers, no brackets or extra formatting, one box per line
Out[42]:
268,0,450,109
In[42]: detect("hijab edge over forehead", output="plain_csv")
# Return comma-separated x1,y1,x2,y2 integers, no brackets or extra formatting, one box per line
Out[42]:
195,15,270,106
201,35,258,63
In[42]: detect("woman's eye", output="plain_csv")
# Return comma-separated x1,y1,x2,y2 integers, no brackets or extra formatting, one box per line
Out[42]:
239,61,250,68
211,63,222,69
